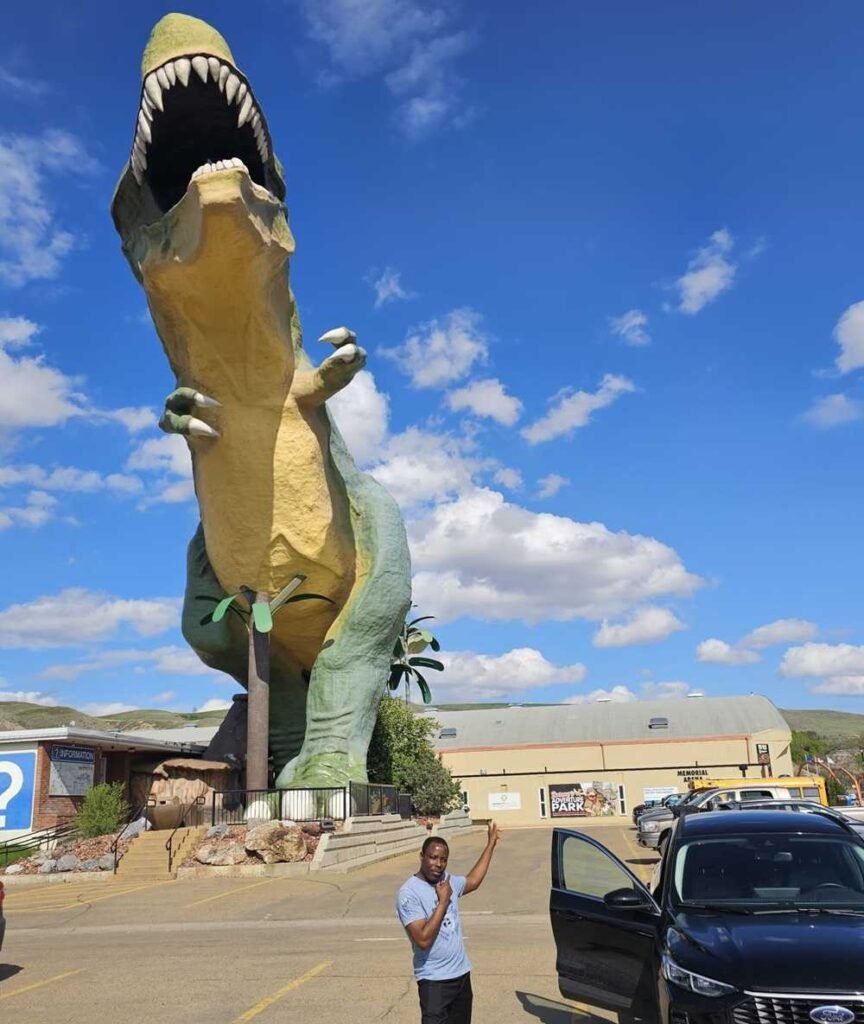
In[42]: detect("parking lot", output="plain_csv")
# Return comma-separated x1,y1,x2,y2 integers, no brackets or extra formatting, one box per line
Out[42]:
0,824,654,1024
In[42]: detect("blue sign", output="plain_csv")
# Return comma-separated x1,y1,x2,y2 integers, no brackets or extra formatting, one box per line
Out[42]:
0,752,37,830
51,746,95,765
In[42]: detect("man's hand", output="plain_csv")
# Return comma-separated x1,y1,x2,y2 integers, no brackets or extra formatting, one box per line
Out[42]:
487,821,500,848
436,878,453,905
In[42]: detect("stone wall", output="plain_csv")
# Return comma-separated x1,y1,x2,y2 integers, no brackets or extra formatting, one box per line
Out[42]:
311,814,426,872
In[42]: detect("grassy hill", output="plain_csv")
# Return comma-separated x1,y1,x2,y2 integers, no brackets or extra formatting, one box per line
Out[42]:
781,708,864,742
0,701,228,732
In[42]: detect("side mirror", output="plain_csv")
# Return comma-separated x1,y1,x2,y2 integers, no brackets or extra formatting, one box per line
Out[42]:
604,887,652,910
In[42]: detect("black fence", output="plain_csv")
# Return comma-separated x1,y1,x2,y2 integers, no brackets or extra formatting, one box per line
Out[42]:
209,783,405,826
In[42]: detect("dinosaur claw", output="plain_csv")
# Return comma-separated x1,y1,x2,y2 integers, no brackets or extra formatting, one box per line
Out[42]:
193,391,222,408
187,416,220,438
319,326,357,348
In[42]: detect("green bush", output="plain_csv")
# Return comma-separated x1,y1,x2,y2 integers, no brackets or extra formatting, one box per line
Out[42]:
75,782,130,838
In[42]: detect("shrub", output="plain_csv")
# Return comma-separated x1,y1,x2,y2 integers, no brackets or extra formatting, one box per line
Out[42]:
75,782,130,838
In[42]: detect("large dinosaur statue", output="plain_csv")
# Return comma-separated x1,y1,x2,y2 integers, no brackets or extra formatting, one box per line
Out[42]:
111,13,411,788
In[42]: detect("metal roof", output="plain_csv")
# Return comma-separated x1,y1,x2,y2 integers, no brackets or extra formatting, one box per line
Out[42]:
420,694,789,750
0,726,209,754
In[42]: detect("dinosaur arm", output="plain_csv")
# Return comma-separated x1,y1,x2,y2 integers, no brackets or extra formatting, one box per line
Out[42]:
292,340,367,406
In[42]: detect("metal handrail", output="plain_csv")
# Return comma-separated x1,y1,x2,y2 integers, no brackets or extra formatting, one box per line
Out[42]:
0,822,79,867
111,800,153,874
166,797,206,874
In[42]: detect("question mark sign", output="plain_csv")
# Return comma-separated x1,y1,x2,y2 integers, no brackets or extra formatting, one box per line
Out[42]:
0,761,25,828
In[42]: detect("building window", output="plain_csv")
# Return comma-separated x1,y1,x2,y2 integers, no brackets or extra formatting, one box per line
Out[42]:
617,785,626,815
461,790,469,808
539,787,547,818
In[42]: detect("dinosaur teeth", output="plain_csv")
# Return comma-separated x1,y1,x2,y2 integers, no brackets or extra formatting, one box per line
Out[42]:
192,56,209,83
190,158,249,180
208,57,221,81
164,62,176,87
143,73,163,112
137,111,152,144
156,66,171,91
237,94,254,127
218,65,230,93
174,57,191,86
225,73,240,104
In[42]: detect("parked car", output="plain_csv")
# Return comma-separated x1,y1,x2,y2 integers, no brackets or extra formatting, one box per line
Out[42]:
725,798,864,839
0,879,5,952
551,810,864,1024
632,794,685,825
637,784,793,849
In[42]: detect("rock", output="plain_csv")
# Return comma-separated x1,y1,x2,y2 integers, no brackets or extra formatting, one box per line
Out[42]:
300,822,322,837
38,859,57,874
4,863,24,875
81,858,101,872
206,824,230,839
30,852,51,865
56,855,78,872
123,816,149,839
97,855,116,871
245,822,306,864
195,842,246,866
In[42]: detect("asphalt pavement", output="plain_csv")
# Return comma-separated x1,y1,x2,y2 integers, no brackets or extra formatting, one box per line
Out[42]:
0,822,655,1024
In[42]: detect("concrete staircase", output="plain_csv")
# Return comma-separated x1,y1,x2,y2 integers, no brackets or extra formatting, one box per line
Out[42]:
115,826,207,882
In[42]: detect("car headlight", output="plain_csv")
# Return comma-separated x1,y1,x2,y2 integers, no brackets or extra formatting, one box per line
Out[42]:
642,821,660,832
662,956,735,998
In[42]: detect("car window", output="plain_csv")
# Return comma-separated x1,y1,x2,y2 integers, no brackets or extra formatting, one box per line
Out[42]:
672,835,864,909
803,787,821,801
560,835,638,900
738,790,775,801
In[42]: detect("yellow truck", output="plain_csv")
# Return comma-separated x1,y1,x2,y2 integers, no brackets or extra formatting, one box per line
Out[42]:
690,775,828,805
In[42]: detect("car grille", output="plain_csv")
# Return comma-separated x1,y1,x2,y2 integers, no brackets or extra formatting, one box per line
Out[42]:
733,997,864,1024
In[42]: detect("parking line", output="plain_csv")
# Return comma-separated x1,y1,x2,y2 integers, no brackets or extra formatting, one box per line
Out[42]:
231,961,332,1022
0,968,85,1001
184,878,280,909
10,882,159,912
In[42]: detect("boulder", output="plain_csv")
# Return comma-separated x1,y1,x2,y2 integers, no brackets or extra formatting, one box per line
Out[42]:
97,854,115,871
38,859,57,874
123,816,150,840
81,858,102,872
245,822,306,863
56,855,78,872
300,822,322,837
206,824,230,839
4,863,24,875
195,842,247,866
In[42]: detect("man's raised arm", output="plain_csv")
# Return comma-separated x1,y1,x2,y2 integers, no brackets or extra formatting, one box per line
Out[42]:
463,822,500,894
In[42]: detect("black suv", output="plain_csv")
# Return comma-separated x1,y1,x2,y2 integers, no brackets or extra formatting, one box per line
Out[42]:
551,810,864,1024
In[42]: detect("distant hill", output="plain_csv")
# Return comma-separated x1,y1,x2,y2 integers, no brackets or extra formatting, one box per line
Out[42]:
0,701,228,732
781,708,864,742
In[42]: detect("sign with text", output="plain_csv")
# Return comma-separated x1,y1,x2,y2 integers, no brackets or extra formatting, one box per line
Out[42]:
550,781,617,817
643,786,678,803
488,791,521,811
0,751,37,830
48,745,96,797
756,743,771,766
677,768,708,779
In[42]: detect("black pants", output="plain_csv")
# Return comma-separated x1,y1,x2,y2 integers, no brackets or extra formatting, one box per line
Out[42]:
417,972,473,1024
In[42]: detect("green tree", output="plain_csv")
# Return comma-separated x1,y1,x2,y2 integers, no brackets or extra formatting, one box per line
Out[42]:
388,614,444,705
790,730,830,770
368,697,462,816
75,782,130,838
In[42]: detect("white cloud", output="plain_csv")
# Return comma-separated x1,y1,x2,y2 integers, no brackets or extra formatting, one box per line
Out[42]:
196,697,232,713
640,681,692,700
781,643,864,678
39,644,219,682
522,374,635,444
593,606,686,648
739,618,818,650
297,0,473,138
152,691,177,704
369,266,414,308
834,301,864,374
0,464,142,495
0,589,180,649
447,378,523,425
328,369,390,466
81,701,138,717
536,474,568,499
98,407,157,434
673,229,737,315
564,686,637,704
809,676,864,696
0,129,100,287
696,638,760,665
126,433,195,504
432,647,586,699
0,689,58,707
0,316,40,347
803,394,864,428
381,308,488,388
0,333,85,427
409,487,701,624
610,309,650,346
493,467,522,491
0,65,50,98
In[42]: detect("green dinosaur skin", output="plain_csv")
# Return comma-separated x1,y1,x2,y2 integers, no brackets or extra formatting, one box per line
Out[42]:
111,14,411,788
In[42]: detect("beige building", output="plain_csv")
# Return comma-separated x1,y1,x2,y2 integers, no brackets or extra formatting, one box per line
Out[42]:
423,694,793,827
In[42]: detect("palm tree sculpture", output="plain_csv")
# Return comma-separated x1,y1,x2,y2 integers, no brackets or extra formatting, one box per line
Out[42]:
388,614,444,705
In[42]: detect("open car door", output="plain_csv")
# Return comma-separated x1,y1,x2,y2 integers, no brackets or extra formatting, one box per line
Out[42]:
550,828,660,1017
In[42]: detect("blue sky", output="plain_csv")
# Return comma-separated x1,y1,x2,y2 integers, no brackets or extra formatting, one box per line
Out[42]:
1,1,863,717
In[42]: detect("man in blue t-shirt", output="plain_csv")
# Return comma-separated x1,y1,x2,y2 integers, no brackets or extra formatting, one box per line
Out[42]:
396,822,500,1024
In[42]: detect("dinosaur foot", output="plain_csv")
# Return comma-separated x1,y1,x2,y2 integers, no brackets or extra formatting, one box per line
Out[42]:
159,386,221,438
275,750,367,790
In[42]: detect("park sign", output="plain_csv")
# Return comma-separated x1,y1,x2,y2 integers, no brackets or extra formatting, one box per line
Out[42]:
48,745,96,797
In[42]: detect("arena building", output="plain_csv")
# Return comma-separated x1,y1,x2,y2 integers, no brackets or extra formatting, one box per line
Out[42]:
421,693,793,827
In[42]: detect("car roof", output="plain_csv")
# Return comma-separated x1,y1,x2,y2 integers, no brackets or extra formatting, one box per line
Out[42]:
680,809,850,836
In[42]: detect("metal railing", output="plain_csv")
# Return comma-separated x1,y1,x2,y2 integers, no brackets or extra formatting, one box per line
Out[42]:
211,787,348,826
166,796,207,874
349,781,398,816
111,800,154,874
0,822,79,868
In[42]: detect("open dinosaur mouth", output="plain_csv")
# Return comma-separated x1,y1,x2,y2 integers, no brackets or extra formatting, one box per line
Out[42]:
130,55,283,214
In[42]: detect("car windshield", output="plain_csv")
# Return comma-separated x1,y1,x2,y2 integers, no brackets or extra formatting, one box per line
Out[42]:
672,834,864,911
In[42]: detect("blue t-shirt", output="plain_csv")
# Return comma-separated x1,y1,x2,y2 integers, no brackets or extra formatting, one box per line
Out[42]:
396,872,471,981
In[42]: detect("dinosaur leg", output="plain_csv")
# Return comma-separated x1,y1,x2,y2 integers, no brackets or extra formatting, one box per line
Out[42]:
275,430,412,789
